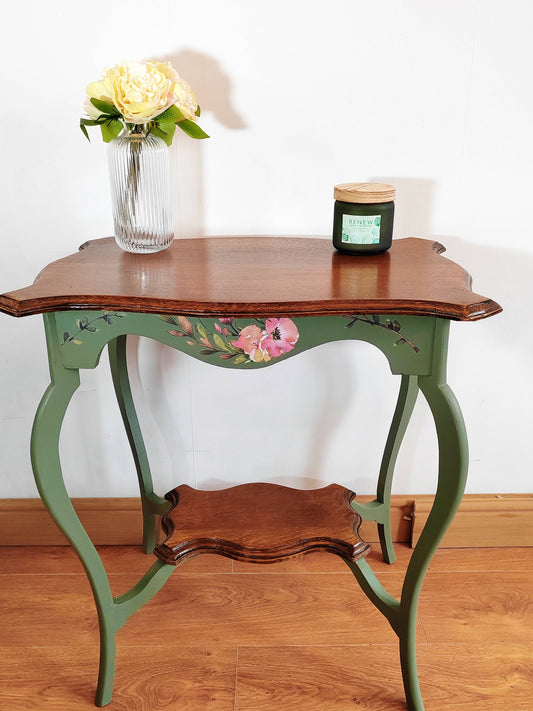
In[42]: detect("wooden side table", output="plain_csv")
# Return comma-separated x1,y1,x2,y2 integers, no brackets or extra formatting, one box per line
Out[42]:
0,236,501,709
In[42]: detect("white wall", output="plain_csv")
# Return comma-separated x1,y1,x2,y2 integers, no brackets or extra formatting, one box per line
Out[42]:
0,0,531,500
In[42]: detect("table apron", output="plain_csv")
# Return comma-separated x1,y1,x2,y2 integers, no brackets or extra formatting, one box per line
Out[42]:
50,311,447,377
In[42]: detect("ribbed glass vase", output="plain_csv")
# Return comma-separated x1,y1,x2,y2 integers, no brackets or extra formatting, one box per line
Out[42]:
107,129,174,253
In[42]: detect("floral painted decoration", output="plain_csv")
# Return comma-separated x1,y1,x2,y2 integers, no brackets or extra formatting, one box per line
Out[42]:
61,311,125,345
80,59,209,145
160,316,300,364
345,314,419,352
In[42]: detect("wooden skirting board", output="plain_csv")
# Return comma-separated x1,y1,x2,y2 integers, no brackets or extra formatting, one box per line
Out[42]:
0,494,531,548
412,494,533,548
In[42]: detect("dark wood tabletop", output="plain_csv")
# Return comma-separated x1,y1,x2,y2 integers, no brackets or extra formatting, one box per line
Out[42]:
0,236,501,320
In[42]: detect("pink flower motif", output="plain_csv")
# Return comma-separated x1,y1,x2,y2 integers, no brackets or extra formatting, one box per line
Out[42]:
215,323,230,336
232,324,271,363
219,318,233,324
261,318,299,358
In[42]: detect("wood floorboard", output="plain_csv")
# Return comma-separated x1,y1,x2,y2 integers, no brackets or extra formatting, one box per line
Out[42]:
0,646,237,710
423,546,533,572
419,572,533,643
121,572,409,647
1,544,532,710
235,643,533,710
0,545,232,575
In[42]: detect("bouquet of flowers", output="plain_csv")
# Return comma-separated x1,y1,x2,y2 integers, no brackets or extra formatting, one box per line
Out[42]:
80,59,209,144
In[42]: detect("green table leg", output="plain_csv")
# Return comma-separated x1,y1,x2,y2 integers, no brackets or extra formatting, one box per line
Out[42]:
31,316,176,706
397,375,468,710
347,320,468,710
30,352,118,705
108,335,169,553
352,374,419,564
31,311,468,709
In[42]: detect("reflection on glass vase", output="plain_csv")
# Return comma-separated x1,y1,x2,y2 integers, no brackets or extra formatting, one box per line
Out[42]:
107,128,174,253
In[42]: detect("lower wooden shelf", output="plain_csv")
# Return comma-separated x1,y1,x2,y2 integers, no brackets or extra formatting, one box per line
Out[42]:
154,483,371,565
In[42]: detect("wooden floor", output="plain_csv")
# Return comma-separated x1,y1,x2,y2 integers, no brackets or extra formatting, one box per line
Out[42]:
1,544,533,710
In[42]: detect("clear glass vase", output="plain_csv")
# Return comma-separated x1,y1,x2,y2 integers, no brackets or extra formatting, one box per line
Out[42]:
107,129,174,253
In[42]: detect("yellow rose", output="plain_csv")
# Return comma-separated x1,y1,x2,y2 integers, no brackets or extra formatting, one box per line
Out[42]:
85,77,115,118
86,60,189,124
149,61,198,120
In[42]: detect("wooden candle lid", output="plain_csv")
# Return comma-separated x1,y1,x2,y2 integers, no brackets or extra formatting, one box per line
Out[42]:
334,182,396,203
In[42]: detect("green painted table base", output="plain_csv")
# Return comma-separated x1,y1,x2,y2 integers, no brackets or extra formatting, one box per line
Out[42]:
31,310,467,709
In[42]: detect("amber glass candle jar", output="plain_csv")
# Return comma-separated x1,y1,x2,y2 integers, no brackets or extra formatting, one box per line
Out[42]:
332,182,396,255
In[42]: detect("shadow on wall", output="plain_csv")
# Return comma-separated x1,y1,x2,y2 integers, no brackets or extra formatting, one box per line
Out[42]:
162,48,247,239
373,175,528,351
120,171,524,497
118,49,248,493
371,176,436,240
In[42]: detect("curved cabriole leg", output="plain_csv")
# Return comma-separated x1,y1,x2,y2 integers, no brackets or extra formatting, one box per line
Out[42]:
350,374,419,565
377,374,419,564
30,366,117,706
397,376,468,710
108,336,169,553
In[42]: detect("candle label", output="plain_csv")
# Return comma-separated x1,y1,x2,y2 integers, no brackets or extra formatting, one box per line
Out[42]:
342,214,381,244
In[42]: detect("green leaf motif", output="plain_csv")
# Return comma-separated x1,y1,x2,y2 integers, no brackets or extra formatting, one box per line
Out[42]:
232,354,248,365
156,105,185,123
177,119,209,140
213,333,233,352
151,122,177,146
101,118,123,143
197,323,208,339
80,122,91,141
158,315,178,325
90,97,120,116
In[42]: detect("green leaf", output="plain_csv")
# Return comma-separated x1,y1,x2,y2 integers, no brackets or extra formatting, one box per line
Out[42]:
151,122,177,146
90,97,120,116
177,119,209,139
197,323,208,339
72,339,83,345
158,315,178,325
80,118,103,126
232,354,248,365
156,105,185,123
195,105,201,117
101,118,123,143
80,122,90,141
213,333,232,352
